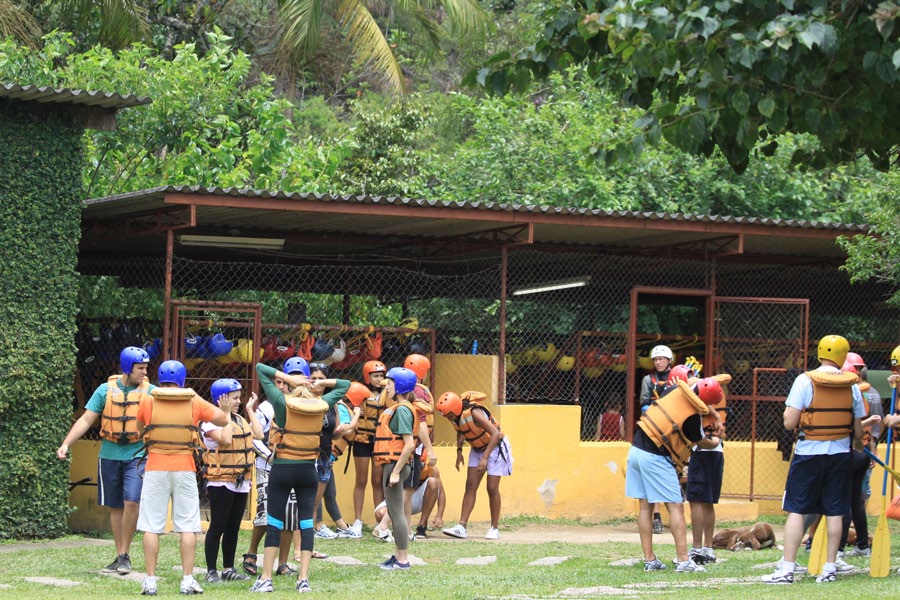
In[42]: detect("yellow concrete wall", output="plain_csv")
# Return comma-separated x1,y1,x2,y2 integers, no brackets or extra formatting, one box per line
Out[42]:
68,441,108,532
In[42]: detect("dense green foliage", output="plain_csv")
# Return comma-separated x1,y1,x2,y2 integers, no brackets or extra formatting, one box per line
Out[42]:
0,99,81,539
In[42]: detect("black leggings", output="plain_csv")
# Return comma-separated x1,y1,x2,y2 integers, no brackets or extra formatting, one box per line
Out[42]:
841,449,871,549
205,485,248,571
316,474,343,523
265,462,318,551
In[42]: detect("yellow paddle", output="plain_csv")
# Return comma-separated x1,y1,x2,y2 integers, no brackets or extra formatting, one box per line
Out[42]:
808,516,827,576
864,448,900,486
871,385,896,578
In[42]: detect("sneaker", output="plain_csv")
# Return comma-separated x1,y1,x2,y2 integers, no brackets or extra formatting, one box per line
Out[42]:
117,553,132,574
296,579,311,593
834,558,854,573
816,571,837,583
688,548,707,565
180,577,204,595
380,556,398,569
775,560,807,574
380,558,411,570
643,557,666,571
141,577,158,596
443,524,468,539
373,527,394,543
336,526,362,539
762,570,794,584
102,556,120,574
221,568,250,581
485,527,500,540
249,577,274,593
652,518,664,534
415,525,428,540
205,570,222,584
275,563,298,576
315,525,338,539
847,546,871,558
350,519,364,536
675,559,706,573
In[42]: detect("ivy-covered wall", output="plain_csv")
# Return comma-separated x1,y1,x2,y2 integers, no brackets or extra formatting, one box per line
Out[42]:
0,99,83,539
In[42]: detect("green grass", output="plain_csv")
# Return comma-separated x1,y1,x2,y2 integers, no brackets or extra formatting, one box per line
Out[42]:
4,524,900,598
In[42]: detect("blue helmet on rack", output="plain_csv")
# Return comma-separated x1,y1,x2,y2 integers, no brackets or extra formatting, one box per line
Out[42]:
284,357,311,377
158,360,187,387
210,378,242,406
120,346,150,375
386,367,418,395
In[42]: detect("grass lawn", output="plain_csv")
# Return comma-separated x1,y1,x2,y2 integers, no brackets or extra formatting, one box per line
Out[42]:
4,518,900,598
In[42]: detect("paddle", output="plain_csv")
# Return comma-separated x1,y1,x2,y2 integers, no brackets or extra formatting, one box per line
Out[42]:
871,384,896,578
808,515,827,576
864,448,900,486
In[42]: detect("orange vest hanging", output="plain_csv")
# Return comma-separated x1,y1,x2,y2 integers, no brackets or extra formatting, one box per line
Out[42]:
799,371,857,441
270,395,329,461
100,375,151,445
456,395,502,451
205,415,254,483
373,401,414,465
638,380,710,468
143,388,201,455
354,388,385,444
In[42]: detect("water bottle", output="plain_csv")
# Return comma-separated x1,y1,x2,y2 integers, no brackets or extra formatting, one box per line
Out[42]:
471,340,478,355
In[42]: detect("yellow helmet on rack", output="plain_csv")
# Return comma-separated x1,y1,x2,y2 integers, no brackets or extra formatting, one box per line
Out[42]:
817,335,849,366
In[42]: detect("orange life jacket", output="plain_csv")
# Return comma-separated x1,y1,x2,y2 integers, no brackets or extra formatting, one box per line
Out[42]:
270,395,329,461
702,373,731,436
143,388,202,455
799,371,857,441
456,401,502,451
100,375,151,445
637,380,710,468
354,387,385,444
205,415,254,483
373,401,414,465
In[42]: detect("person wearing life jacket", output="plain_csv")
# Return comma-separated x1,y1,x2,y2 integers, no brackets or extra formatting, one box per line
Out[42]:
594,396,625,441
436,389,513,541
627,376,722,574
202,378,263,585
763,335,865,585
350,360,388,536
56,346,154,576
136,360,228,596
373,367,418,570
639,344,674,534
252,357,350,593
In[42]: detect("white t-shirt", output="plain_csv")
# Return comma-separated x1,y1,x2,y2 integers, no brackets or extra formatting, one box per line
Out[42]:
254,402,275,472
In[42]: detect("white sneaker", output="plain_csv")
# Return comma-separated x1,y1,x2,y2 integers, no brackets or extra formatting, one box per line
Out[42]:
443,524,468,539
141,577,158,596
350,519,364,536
373,527,393,543
336,526,362,539
834,558,854,573
485,527,500,540
315,525,338,539
675,559,706,573
179,577,204,595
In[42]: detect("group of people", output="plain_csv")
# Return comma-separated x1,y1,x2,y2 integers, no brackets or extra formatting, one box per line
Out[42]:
57,348,514,595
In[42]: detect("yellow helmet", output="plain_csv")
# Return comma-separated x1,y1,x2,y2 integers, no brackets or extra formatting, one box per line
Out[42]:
817,335,849,366
891,345,900,369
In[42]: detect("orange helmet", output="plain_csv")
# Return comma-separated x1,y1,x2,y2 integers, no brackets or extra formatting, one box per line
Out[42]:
362,360,387,384
436,391,462,417
696,377,723,406
404,354,431,380
345,382,371,407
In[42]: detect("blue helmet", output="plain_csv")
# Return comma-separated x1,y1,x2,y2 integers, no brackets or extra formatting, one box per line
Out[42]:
386,367,418,395
120,346,150,375
210,378,242,406
158,360,187,387
284,357,310,377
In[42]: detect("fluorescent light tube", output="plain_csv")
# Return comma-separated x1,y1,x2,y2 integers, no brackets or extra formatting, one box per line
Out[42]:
513,277,591,296
178,235,284,250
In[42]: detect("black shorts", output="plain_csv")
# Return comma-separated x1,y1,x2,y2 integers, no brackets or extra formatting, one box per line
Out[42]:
352,440,375,458
686,451,724,504
403,456,422,490
783,452,852,516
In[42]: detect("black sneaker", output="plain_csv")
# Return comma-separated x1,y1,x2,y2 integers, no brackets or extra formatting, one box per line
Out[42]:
205,570,222,584
652,519,664,534
117,553,132,575
221,568,250,581
101,556,120,573
415,525,428,539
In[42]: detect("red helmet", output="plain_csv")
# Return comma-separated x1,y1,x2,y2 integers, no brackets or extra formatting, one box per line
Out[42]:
696,378,723,405
362,360,387,384
345,382,371,407
404,354,431,380
667,365,691,386
436,392,462,417
843,352,865,373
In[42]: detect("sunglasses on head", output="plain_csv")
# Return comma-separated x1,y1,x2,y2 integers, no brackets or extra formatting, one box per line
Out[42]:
309,363,330,374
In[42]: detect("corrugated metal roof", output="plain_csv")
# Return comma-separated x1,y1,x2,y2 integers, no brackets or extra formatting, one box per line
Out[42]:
0,83,150,109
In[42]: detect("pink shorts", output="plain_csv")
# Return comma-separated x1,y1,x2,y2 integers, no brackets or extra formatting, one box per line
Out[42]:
467,437,513,476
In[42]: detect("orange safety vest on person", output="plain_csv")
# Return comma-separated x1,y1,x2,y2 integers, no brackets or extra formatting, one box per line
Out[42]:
205,415,254,483
857,380,873,446
373,401,414,465
354,388,385,444
638,380,710,468
799,371,857,441
411,389,436,477
270,395,329,461
143,388,202,455
456,400,503,451
100,375,151,444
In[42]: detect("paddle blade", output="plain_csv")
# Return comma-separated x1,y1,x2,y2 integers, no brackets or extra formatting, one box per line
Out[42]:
871,508,891,578
808,521,827,576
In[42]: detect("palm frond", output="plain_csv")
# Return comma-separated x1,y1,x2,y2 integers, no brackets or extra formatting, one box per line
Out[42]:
0,0,42,47
336,0,406,95
413,0,489,37
55,0,150,49
278,0,326,61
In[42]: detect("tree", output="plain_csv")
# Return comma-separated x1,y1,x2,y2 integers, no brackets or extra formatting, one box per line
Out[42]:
468,0,900,173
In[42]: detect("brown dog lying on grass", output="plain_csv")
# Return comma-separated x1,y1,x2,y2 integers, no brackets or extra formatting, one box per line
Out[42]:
712,523,776,551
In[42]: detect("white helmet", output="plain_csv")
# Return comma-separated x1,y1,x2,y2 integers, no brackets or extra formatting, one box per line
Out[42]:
650,345,674,361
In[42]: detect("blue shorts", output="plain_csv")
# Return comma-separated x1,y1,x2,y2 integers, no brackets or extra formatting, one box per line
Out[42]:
316,458,333,484
783,452,851,516
686,451,724,504
625,445,682,504
98,456,144,508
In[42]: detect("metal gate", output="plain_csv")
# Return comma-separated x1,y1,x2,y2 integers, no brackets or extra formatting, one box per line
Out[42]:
711,297,808,500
